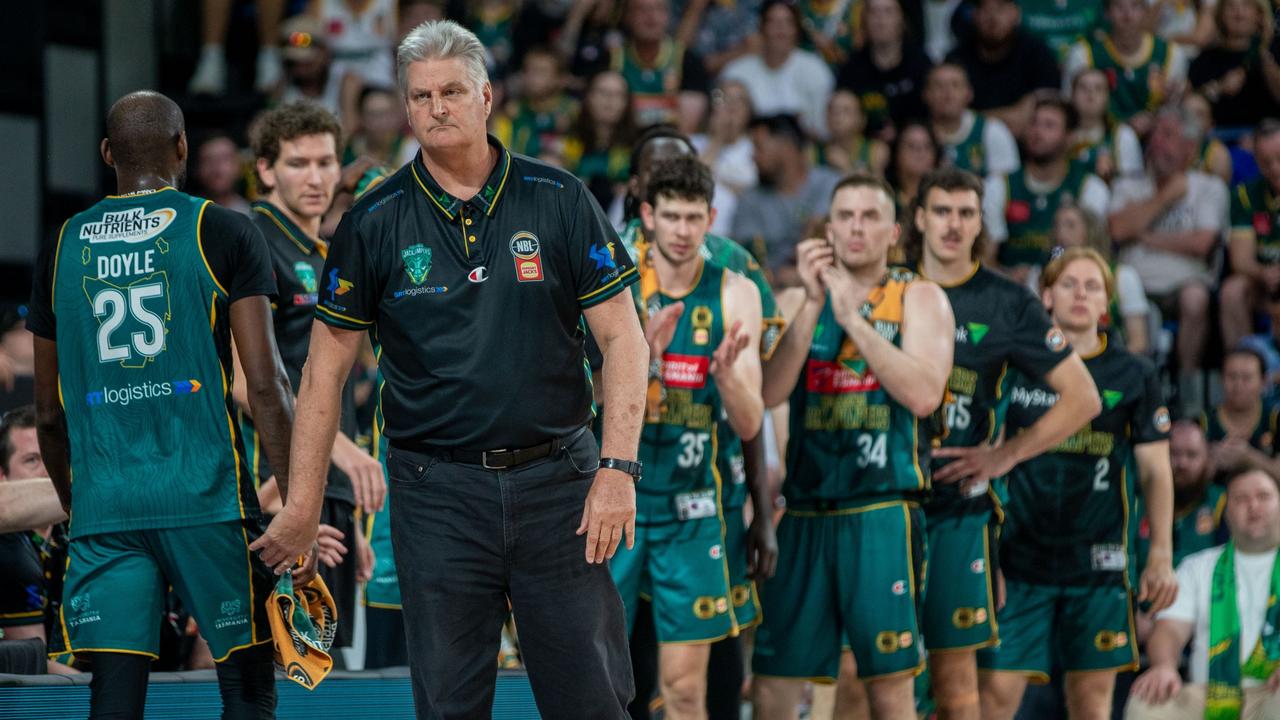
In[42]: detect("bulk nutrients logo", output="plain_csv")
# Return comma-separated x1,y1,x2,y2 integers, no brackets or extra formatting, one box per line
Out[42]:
85,378,202,407
80,207,176,244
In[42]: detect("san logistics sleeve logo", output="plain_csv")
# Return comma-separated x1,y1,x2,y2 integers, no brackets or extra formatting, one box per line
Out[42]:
510,231,544,282
401,244,433,285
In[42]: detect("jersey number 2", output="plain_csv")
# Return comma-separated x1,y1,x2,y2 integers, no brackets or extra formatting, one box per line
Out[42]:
94,284,166,362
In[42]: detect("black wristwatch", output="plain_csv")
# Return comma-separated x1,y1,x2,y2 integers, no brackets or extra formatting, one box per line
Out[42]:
600,457,643,482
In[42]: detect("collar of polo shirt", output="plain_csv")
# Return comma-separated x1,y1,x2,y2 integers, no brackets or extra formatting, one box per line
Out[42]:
252,200,323,255
409,134,513,222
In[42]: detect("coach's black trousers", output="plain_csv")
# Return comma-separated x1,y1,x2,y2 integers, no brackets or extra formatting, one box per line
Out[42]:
388,428,634,719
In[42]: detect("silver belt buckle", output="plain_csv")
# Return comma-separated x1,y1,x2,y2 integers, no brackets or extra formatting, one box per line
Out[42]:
482,449,510,470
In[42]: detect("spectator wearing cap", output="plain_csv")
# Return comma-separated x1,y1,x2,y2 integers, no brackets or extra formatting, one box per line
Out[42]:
1189,0,1280,132
732,114,840,277
835,0,932,140
1221,122,1280,351
278,15,348,121
1108,106,1227,417
924,62,1021,177
944,0,1060,140
1062,0,1189,138
722,0,836,140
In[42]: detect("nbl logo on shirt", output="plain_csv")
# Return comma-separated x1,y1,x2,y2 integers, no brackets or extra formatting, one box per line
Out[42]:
510,231,544,282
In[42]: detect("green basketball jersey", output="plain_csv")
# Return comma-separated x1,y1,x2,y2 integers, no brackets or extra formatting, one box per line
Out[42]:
1020,0,1102,60
611,41,685,128
1000,335,1170,586
1083,33,1175,121
620,220,786,512
997,162,1092,268
1070,124,1119,177
798,0,862,66
48,189,257,537
785,268,934,504
1231,178,1280,265
1135,484,1225,572
926,265,1072,518
638,261,728,525
493,96,577,158
1199,404,1279,450
945,115,990,176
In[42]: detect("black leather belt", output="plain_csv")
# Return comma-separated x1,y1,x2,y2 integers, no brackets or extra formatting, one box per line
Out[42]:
392,426,587,470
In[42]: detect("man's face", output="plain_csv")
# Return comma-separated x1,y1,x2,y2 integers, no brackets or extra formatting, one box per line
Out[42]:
762,4,799,55
916,187,982,265
258,133,339,222
1072,71,1110,120
827,91,864,140
404,57,493,152
1223,354,1264,410
2,427,45,481
361,91,403,143
626,0,670,43
1256,133,1280,192
924,66,971,121
197,138,241,196
864,0,903,45
1147,115,1191,177
642,195,714,265
975,0,1020,45
1170,424,1211,492
521,53,560,101
1226,472,1280,548
1025,107,1069,164
750,127,782,181
1043,258,1109,333
1107,0,1147,36
827,185,899,271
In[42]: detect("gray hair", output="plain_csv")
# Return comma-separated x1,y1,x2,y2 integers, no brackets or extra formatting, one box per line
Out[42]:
1156,105,1204,145
396,20,489,96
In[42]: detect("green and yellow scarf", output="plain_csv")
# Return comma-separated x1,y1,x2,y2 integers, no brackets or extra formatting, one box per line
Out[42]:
1206,543,1280,719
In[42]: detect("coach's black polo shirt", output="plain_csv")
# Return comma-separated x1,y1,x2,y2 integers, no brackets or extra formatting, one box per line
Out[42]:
252,201,357,504
316,135,637,449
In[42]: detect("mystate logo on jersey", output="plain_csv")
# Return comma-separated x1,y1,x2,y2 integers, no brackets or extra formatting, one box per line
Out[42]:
80,207,176,244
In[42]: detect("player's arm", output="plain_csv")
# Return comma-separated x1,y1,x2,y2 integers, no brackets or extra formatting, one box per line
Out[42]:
830,275,955,417
713,274,764,439
32,338,70,514
935,353,1100,484
253,320,362,574
230,298,295,495
762,239,831,407
1135,439,1178,612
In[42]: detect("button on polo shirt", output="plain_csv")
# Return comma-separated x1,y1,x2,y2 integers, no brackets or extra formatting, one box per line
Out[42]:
317,135,637,449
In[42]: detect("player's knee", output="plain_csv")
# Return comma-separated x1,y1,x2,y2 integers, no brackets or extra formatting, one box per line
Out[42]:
865,675,913,718
977,674,1025,719
660,666,707,713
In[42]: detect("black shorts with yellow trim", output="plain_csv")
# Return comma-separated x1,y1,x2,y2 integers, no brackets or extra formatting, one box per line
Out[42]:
58,518,273,661
752,498,926,681
920,509,998,652
976,578,1137,679
0,531,47,628
610,516,738,644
